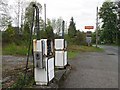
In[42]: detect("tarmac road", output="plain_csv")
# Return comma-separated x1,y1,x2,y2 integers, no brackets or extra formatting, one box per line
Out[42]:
60,45,118,88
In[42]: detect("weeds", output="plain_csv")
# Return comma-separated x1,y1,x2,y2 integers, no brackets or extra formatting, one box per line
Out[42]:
67,45,104,59
68,51,79,59
10,72,34,88
2,43,29,56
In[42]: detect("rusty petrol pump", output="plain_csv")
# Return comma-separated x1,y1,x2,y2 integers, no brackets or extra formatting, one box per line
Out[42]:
32,4,54,85
54,21,68,69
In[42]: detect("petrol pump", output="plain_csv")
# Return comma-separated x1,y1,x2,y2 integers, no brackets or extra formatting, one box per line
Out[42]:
32,4,54,85
54,21,68,68
33,39,54,85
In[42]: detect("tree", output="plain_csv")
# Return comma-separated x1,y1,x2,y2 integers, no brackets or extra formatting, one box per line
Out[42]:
114,1,120,45
99,1,117,44
40,25,54,39
10,0,26,33
39,17,44,31
68,17,77,38
51,17,63,35
23,1,42,40
24,1,42,29
55,17,63,35
46,25,54,39
75,30,86,45
2,24,15,43
0,0,11,30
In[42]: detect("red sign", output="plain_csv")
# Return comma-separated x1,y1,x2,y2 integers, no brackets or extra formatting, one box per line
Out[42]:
85,26,94,29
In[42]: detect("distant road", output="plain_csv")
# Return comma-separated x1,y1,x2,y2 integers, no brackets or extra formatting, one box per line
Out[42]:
60,45,118,88
98,45,118,55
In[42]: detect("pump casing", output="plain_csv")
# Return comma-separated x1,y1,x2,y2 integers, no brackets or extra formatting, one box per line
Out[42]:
54,39,67,68
33,39,54,85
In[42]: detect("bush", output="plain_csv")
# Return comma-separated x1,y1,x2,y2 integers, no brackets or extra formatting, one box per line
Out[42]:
11,72,34,88
3,43,28,55
2,25,15,43
65,31,86,46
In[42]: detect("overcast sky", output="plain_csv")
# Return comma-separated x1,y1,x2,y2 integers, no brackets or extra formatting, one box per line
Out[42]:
9,0,116,32
37,0,106,32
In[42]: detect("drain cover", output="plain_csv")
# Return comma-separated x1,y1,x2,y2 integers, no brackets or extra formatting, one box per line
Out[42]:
107,53,116,55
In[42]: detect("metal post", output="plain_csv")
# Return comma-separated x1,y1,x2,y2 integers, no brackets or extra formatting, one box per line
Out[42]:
62,20,65,39
44,4,46,31
96,7,98,47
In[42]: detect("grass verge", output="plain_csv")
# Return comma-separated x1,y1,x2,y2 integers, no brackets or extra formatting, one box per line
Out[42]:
68,45,104,59
2,43,103,59
2,43,28,56
68,51,79,59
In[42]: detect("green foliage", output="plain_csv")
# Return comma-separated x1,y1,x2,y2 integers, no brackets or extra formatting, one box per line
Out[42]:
24,2,42,27
40,25,54,39
118,31,120,45
23,23,30,41
2,24,15,43
75,30,86,45
24,2,34,27
3,43,28,55
68,45,104,52
99,1,117,44
2,23,26,45
92,32,96,43
67,17,86,45
92,28,106,44
11,72,34,88
47,18,52,26
68,45,104,59
68,17,77,38
117,2,120,45
40,30,47,39
68,51,79,59
65,30,86,45
24,1,43,40
46,25,54,39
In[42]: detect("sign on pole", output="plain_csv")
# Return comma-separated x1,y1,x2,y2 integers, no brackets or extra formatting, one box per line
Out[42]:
85,26,94,29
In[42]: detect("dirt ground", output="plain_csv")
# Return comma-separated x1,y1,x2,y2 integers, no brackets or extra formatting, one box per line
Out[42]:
2,55,33,88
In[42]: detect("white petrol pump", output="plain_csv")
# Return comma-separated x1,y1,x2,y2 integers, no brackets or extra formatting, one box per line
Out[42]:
31,4,54,85
54,21,68,68
33,39,54,85
55,39,67,68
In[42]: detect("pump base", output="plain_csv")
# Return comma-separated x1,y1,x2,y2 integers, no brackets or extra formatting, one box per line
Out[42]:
34,57,54,86
55,65,67,69
36,81,48,86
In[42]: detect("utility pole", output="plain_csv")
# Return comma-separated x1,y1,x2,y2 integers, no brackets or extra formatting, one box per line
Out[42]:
21,7,24,34
96,6,98,48
44,4,46,31
18,0,20,33
65,21,68,34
